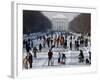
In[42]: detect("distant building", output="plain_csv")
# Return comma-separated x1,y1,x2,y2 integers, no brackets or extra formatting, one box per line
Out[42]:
52,14,68,32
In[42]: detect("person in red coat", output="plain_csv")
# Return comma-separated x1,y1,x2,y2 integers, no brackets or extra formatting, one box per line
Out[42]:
48,50,53,66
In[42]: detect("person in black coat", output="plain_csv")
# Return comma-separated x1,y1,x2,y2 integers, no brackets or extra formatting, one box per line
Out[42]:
28,53,33,68
70,41,72,50
76,40,79,50
26,38,31,53
47,37,50,47
89,51,91,60
78,50,84,63
86,58,90,64
89,51,91,64
50,37,53,46
58,52,61,63
33,47,38,58
64,40,67,49
85,38,88,47
39,43,42,52
61,53,66,64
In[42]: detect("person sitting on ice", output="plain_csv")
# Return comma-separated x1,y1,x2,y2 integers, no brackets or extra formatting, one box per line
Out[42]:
48,50,53,66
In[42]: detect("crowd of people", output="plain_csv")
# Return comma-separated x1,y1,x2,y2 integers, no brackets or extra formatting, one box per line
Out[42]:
23,31,91,69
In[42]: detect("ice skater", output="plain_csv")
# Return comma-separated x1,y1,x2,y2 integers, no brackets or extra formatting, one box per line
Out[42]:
88,51,91,64
85,38,88,47
50,37,53,46
60,35,64,45
23,56,29,69
58,52,61,63
48,50,53,66
75,40,79,50
70,41,72,50
47,37,50,47
26,38,31,53
64,40,67,49
57,36,60,47
28,53,33,68
39,43,42,52
78,50,84,63
33,47,38,58
61,53,66,64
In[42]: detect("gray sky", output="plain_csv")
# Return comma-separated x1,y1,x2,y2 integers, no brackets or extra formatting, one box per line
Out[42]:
41,11,80,22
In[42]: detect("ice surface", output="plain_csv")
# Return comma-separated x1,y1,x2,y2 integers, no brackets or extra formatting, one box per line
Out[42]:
23,32,91,69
